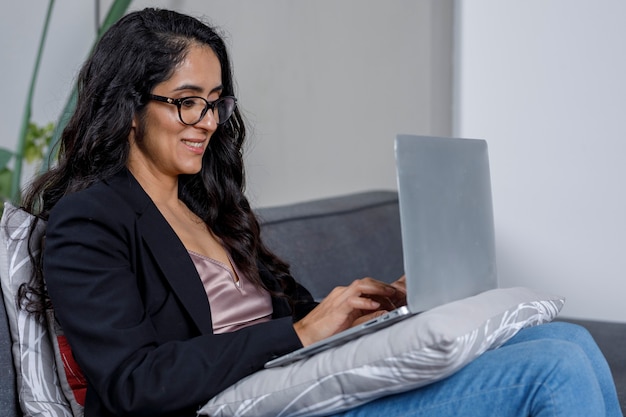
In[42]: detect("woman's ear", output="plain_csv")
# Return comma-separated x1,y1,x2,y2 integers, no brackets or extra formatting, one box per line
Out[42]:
129,115,139,143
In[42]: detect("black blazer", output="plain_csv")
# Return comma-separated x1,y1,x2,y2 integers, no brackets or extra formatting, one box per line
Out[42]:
44,169,316,417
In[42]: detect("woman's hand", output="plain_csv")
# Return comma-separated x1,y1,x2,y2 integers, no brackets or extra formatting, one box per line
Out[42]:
387,275,407,308
293,276,407,347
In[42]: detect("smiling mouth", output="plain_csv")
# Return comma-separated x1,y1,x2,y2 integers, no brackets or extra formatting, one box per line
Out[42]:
182,139,204,149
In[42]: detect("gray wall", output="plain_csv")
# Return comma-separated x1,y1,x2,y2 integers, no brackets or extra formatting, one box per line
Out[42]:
7,1,622,322
1,0,453,208
455,1,626,322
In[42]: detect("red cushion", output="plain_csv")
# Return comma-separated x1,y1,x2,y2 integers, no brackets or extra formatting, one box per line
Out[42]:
56,335,87,406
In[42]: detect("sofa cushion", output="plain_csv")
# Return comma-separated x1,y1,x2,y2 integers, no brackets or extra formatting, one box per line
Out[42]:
257,191,404,300
0,274,19,416
198,287,564,417
558,318,626,409
0,203,78,417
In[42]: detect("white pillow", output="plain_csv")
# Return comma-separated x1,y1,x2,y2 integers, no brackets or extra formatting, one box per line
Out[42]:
198,287,565,417
0,203,76,417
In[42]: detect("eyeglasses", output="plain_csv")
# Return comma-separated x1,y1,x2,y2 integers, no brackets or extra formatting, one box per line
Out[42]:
148,94,237,125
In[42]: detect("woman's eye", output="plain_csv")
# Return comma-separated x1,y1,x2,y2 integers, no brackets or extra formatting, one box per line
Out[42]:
181,98,198,108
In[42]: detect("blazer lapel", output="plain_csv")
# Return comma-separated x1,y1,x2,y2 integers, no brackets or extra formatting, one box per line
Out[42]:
105,170,214,335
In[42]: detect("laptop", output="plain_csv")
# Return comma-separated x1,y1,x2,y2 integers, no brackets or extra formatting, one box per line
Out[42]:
264,134,499,368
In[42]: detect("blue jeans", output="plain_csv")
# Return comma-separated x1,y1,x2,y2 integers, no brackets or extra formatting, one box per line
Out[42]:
332,322,622,417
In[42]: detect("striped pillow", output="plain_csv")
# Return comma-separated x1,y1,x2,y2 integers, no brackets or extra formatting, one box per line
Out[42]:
198,287,565,417
0,203,81,417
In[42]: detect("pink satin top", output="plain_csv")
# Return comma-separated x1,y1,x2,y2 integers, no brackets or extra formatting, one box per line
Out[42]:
188,250,272,334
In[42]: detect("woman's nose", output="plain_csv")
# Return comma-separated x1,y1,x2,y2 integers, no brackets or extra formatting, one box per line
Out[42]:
195,108,218,131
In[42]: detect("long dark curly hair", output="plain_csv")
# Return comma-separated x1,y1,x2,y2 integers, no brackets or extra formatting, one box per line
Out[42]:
19,8,295,317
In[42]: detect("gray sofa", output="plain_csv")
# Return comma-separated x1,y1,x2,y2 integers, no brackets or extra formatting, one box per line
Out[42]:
257,190,626,413
1,190,624,415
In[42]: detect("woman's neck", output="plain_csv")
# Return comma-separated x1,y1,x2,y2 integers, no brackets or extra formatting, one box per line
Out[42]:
127,165,179,208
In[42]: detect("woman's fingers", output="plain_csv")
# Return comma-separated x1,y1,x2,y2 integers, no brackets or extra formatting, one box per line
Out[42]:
388,275,407,307
351,309,389,326
391,275,407,292
349,277,398,299
294,277,402,346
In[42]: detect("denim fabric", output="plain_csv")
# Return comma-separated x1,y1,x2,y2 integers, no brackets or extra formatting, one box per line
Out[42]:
333,322,622,417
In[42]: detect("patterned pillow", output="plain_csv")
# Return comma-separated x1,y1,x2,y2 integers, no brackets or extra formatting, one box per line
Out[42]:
198,287,565,417
0,203,83,417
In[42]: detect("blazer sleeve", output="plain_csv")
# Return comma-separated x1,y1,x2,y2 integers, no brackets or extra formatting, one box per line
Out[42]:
44,189,304,417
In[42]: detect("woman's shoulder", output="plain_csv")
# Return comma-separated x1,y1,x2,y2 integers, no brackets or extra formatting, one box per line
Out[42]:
50,170,148,223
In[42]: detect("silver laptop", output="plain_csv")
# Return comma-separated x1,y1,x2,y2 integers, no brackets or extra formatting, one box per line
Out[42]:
264,135,498,368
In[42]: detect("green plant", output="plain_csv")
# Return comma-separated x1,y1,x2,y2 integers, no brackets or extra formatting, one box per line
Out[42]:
43,0,132,172
0,0,132,213
0,0,56,208
0,122,54,204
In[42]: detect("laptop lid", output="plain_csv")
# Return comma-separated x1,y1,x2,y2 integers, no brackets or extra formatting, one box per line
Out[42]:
395,135,498,313
264,134,499,368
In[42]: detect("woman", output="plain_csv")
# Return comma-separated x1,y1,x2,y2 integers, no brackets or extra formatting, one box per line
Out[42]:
21,8,621,417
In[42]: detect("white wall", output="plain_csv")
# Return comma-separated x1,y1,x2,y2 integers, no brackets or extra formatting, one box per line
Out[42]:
0,1,104,175
455,1,626,322
1,0,453,208
135,0,454,207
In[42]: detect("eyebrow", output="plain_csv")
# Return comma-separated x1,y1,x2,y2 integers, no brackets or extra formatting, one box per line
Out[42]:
173,84,224,95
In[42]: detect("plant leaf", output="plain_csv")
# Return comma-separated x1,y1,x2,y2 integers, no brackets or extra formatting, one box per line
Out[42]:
0,168,13,199
0,148,15,170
